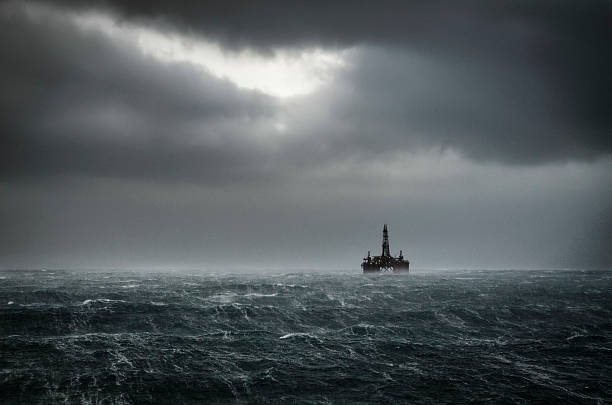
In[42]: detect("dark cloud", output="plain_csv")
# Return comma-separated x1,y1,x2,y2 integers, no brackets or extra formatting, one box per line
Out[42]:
49,0,612,162
288,47,610,164
0,3,278,184
51,1,611,52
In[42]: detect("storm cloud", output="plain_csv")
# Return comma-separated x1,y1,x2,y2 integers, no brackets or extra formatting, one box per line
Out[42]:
0,4,281,185
0,1,610,269
51,0,612,162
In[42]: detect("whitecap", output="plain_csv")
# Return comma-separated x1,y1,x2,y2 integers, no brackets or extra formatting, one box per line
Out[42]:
208,293,237,303
280,332,316,339
19,303,51,307
278,284,308,288
82,298,127,305
7,301,14,305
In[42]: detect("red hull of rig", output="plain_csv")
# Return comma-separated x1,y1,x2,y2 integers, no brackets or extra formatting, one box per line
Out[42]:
361,224,410,273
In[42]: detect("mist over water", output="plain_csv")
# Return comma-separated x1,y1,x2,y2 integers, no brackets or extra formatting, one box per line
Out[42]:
0,269,610,403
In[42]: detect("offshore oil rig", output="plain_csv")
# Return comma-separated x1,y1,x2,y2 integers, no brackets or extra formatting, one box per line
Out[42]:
362,224,410,273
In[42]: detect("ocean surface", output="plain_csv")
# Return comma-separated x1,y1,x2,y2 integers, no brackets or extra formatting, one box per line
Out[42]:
0,269,610,404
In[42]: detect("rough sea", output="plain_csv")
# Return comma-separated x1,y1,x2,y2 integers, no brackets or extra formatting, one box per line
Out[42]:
0,269,610,404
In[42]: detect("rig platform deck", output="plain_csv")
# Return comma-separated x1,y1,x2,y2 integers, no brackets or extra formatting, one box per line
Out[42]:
362,225,409,273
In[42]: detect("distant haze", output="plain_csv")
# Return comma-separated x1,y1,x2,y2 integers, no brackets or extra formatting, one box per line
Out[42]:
1,1,611,270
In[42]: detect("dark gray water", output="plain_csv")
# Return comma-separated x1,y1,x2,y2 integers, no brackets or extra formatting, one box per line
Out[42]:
0,269,610,404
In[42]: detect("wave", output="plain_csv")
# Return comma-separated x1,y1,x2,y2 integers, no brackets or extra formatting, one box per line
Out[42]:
244,293,278,297
279,332,318,340
82,298,128,305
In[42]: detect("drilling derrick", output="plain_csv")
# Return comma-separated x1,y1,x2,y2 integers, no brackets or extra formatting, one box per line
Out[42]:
361,224,410,273
382,224,390,257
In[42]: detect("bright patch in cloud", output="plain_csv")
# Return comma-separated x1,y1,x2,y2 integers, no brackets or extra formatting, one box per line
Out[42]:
70,10,347,98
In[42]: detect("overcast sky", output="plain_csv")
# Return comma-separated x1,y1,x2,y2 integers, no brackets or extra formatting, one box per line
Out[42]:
1,0,610,270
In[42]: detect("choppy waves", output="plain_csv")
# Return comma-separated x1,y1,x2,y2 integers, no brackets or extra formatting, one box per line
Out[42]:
0,269,611,403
